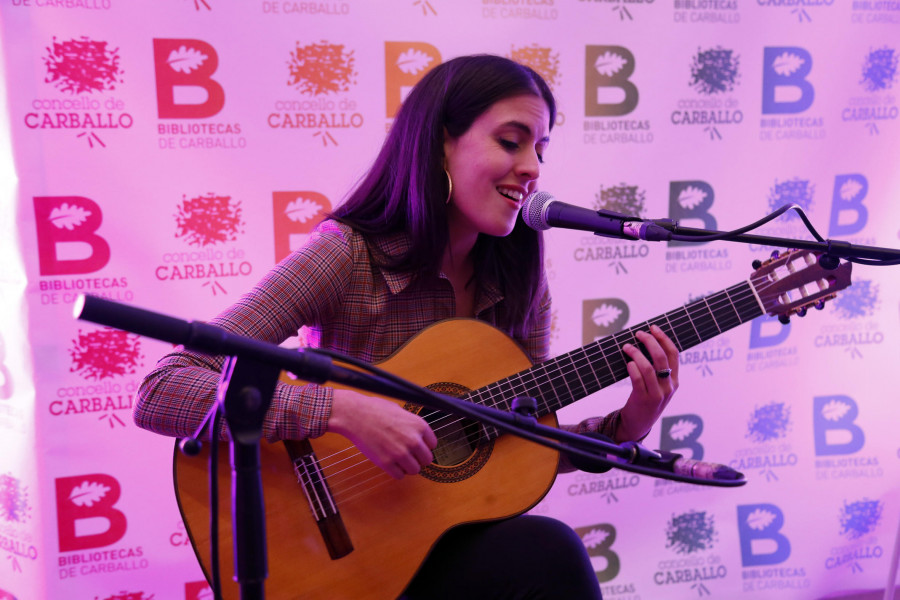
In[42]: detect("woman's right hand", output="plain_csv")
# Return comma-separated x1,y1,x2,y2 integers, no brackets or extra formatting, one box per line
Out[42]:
328,389,438,480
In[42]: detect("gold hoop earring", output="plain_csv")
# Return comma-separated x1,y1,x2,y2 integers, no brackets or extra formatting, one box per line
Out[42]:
444,168,453,205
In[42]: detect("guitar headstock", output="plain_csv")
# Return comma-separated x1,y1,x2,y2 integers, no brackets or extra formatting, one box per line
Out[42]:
751,249,852,322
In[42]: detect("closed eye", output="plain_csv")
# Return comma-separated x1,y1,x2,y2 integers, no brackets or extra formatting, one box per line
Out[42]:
499,139,545,164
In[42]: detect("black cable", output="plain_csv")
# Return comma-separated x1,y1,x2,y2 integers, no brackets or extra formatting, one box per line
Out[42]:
663,203,900,266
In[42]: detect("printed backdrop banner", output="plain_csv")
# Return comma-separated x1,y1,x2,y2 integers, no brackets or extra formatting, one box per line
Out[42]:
1,2,900,599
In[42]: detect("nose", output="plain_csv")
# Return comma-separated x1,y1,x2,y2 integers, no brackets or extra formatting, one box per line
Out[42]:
517,148,541,183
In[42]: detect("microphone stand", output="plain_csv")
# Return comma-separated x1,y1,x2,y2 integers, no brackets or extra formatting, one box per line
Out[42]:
603,207,900,265
74,294,747,599
220,355,280,600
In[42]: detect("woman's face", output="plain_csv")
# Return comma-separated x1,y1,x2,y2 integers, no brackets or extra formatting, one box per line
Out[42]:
443,94,550,241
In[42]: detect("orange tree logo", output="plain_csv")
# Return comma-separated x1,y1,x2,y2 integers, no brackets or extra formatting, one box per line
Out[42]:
287,41,357,95
509,44,561,91
277,41,360,145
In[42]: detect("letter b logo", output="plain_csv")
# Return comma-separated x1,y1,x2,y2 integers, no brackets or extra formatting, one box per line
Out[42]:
585,46,638,117
153,38,225,119
749,315,790,349
575,523,620,583
55,474,127,552
762,47,814,115
737,503,791,566
659,414,704,460
272,191,331,263
33,196,110,276
384,42,441,119
668,181,716,248
828,174,868,237
814,395,865,456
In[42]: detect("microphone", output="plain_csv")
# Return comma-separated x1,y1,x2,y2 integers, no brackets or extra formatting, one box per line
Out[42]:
567,435,743,483
521,191,671,241
667,453,744,481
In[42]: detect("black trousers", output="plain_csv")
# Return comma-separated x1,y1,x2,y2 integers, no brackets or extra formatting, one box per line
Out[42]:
400,515,603,600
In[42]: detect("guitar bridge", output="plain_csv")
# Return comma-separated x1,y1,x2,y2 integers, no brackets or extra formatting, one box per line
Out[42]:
283,439,354,560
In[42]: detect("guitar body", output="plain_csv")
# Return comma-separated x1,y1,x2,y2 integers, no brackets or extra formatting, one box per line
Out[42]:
175,319,561,600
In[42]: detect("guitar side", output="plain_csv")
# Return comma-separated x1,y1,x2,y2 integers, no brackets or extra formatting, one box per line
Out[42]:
174,319,562,600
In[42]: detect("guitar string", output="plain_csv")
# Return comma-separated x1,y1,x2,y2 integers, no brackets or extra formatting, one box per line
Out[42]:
305,272,789,500
303,269,823,502
301,281,758,501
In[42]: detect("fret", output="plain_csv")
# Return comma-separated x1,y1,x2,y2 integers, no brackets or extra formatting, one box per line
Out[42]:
573,346,603,397
545,359,574,406
683,303,708,343
685,299,718,342
529,362,560,409
508,377,532,409
732,282,764,323
667,306,702,348
553,357,578,403
701,297,722,335
713,289,742,329
658,312,683,351
594,342,613,378
597,336,629,384
465,281,767,432
561,354,589,400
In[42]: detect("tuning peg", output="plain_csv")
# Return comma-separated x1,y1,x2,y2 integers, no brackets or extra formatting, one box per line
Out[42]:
797,307,808,317
751,259,762,269
778,314,791,325
815,300,826,310
770,250,780,259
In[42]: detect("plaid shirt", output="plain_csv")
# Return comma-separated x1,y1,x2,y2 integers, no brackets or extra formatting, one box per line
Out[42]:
135,220,620,450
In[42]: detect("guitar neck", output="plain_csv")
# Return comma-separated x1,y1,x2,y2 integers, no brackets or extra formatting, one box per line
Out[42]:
465,279,764,432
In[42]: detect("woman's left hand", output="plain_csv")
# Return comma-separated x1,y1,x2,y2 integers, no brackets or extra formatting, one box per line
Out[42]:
616,324,680,443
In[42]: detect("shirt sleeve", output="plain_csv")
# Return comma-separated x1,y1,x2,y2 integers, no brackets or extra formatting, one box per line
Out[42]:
557,411,623,474
134,222,354,442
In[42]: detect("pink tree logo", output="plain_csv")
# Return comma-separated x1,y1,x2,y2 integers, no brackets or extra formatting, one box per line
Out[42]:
174,193,244,247
69,328,143,381
43,36,123,95
42,36,124,148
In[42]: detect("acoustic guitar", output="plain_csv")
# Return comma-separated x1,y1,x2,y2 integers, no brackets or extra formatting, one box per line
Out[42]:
174,249,851,599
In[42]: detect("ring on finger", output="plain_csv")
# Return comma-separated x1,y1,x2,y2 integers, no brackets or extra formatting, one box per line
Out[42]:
656,368,672,379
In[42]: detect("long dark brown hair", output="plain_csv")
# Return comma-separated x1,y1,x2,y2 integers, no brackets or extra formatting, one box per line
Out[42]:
331,54,557,338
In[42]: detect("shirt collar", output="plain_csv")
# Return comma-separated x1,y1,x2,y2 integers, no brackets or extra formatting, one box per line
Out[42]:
370,231,414,295
370,232,505,312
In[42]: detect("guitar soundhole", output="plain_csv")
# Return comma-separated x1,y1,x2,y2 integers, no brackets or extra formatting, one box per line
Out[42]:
406,381,493,483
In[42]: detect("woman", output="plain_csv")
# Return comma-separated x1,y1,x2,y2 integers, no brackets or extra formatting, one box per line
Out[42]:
136,54,679,599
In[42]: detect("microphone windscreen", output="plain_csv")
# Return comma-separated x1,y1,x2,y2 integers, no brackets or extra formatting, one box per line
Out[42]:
521,191,554,231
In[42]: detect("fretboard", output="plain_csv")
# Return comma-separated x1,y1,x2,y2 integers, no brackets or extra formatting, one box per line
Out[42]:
464,279,765,439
